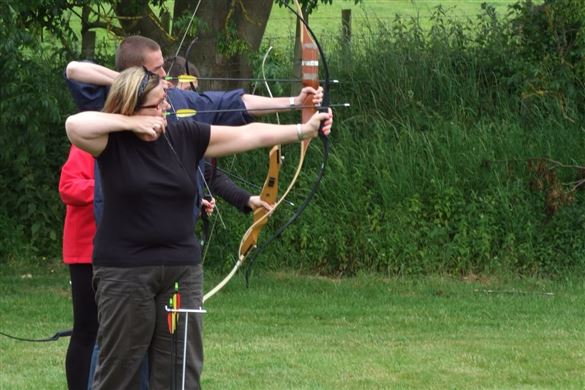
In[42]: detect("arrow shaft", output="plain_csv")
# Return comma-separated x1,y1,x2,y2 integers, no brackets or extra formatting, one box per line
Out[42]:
166,103,348,117
167,75,338,84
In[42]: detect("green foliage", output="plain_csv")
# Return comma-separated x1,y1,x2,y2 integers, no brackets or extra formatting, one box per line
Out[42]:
506,0,585,119
275,0,363,15
0,2,74,262
1,1,583,278
228,0,585,278
217,17,251,58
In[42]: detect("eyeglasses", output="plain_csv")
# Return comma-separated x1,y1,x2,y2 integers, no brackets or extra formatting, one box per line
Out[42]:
139,97,167,110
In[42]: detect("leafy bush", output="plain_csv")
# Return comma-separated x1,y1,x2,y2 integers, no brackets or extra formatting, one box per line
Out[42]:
0,4,74,262
232,0,584,277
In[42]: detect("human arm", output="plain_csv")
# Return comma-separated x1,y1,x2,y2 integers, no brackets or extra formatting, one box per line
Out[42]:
204,109,332,158
59,146,94,206
64,61,110,111
65,112,166,156
66,61,119,85
204,161,266,213
241,86,323,116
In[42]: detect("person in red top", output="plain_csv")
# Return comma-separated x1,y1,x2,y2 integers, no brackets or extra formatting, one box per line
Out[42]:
59,144,98,390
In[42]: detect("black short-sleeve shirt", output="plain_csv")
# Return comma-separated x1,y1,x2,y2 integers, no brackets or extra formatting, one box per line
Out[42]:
93,120,211,267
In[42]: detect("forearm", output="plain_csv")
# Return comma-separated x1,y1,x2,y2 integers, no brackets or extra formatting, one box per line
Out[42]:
65,112,134,156
208,167,252,213
241,94,298,116
206,122,307,158
66,61,118,85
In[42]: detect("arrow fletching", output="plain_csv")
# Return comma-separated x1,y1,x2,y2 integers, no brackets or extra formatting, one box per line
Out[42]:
166,108,197,118
165,74,198,83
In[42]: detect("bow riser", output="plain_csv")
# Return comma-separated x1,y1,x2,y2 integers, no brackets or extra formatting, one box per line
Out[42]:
239,145,281,257
205,0,332,298
301,39,320,149
243,0,332,285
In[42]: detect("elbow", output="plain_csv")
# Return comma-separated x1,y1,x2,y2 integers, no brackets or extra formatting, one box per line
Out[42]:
65,116,80,145
65,61,79,80
58,183,71,203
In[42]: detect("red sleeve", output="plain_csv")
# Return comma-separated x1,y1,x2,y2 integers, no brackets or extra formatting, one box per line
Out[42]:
59,145,95,206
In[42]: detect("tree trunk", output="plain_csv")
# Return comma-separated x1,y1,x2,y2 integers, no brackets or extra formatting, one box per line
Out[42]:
114,0,174,50
80,5,96,59
173,0,274,90
111,0,273,90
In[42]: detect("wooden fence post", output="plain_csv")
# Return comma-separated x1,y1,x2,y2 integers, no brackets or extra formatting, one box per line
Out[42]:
341,9,352,44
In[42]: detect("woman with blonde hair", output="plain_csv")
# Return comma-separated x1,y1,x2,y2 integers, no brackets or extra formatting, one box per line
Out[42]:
65,66,332,390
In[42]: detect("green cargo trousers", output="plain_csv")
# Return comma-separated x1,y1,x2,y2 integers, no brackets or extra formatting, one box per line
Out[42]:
92,264,203,390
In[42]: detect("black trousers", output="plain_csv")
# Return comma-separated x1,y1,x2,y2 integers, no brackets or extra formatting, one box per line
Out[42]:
67,264,98,390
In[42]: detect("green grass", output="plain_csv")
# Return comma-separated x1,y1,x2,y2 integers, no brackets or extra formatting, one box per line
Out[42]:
1,263,584,389
0,263,72,390
65,1,525,55
264,0,523,44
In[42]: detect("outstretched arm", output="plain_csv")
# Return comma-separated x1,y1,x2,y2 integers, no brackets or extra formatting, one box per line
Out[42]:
205,109,332,158
241,86,323,116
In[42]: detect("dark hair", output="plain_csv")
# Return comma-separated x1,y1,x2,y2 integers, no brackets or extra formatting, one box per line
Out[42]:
115,35,161,71
164,55,200,78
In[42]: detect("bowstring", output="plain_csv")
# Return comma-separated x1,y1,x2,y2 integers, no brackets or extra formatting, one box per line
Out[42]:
166,0,203,74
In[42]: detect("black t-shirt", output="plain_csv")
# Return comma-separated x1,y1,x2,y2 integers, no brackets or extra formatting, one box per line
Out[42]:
93,120,211,267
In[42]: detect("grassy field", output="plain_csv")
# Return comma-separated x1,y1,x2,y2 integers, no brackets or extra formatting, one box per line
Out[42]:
264,0,523,44
68,1,525,54
1,263,584,389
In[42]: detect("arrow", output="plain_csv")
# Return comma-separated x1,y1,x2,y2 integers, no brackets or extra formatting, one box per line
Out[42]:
165,74,339,84
165,103,349,118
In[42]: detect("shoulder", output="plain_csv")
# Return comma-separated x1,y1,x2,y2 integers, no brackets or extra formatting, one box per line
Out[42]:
170,120,210,135
66,80,108,111
167,88,200,103
169,121,211,154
